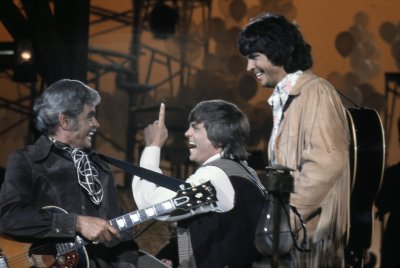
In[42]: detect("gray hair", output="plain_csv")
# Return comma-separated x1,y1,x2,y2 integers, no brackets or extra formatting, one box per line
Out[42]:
33,79,100,135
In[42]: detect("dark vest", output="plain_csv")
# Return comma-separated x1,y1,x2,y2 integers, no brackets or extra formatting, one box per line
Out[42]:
179,159,265,268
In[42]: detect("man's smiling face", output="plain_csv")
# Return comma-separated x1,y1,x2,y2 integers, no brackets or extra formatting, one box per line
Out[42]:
246,52,287,88
66,104,99,149
184,121,221,165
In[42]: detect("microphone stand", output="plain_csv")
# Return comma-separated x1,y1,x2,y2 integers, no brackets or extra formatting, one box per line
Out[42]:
265,166,294,268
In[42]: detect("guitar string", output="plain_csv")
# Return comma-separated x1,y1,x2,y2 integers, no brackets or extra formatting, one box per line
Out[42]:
3,242,67,266
3,205,165,266
5,208,168,266
4,207,169,266
7,244,58,264
4,185,214,266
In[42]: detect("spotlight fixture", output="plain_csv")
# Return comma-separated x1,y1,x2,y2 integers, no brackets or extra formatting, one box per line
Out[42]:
15,39,34,65
149,0,179,39
12,39,37,83
19,50,32,62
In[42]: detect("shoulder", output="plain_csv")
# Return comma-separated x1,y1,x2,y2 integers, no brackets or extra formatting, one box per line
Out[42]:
290,71,335,98
27,135,54,162
188,165,232,192
7,142,39,165
7,148,28,165
301,76,336,96
294,73,343,111
190,165,228,183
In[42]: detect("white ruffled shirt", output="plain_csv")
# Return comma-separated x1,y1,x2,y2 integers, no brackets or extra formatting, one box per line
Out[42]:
268,70,303,164
131,146,235,221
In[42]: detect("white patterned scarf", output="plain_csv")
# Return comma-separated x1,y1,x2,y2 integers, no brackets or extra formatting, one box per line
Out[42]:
68,148,104,205
268,70,303,165
50,137,104,205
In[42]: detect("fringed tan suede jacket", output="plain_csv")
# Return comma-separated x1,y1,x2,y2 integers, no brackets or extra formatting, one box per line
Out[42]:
269,70,350,267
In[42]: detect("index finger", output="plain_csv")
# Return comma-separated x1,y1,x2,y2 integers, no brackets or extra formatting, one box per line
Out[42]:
158,103,165,125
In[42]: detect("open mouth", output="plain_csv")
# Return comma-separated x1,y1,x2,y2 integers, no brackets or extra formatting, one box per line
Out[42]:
88,129,96,141
188,140,196,149
256,71,263,79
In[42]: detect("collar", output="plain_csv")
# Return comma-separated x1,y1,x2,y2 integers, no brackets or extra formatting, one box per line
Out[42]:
31,135,57,162
30,135,111,175
288,70,318,96
268,70,303,106
202,153,222,165
31,135,97,162
276,70,303,94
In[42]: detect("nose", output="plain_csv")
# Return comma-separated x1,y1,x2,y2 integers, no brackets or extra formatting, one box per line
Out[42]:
246,59,255,72
93,117,100,128
184,128,191,137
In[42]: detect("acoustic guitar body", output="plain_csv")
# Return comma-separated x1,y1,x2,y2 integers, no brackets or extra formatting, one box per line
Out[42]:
0,206,89,268
345,108,385,267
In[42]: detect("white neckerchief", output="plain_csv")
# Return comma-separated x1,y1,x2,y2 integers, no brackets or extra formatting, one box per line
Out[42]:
50,137,103,205
68,148,103,205
268,70,303,164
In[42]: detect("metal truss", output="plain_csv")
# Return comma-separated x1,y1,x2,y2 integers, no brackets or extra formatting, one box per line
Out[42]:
0,0,211,183
87,0,211,184
384,72,400,161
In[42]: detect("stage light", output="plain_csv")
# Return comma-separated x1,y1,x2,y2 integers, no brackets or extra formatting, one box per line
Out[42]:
12,39,37,83
149,0,179,39
15,39,34,65
20,50,32,62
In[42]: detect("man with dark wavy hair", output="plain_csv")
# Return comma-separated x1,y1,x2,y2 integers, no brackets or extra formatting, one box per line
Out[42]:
238,13,350,267
132,100,265,267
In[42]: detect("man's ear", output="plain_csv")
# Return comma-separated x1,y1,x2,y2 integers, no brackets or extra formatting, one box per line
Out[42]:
58,113,71,130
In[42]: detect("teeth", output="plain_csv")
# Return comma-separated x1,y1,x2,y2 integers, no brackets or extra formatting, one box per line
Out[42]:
188,141,196,149
256,72,263,78
88,130,96,140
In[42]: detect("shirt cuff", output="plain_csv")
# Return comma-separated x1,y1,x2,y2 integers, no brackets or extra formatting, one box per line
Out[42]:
51,211,77,238
140,146,161,169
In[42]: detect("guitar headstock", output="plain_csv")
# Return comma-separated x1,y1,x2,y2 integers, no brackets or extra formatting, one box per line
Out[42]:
171,181,218,213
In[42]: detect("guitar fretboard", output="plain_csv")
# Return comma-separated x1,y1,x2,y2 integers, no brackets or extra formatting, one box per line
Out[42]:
109,199,177,231
56,199,177,256
54,181,215,257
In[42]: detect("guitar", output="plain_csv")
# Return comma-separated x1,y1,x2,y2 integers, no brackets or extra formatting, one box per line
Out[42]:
0,181,217,268
344,107,385,267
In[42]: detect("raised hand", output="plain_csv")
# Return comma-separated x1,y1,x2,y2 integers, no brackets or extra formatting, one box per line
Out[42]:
144,103,168,147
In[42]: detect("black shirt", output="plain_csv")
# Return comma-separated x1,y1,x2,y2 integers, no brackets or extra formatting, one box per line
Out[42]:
0,135,138,267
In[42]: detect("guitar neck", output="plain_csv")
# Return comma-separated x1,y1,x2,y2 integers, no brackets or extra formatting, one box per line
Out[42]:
109,198,178,231
57,198,178,256
56,181,216,257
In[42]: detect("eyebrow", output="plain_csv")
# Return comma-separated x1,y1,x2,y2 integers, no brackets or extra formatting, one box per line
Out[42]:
248,52,260,58
190,122,201,129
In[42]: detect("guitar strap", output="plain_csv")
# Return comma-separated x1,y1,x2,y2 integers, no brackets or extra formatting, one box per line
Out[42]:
99,154,184,191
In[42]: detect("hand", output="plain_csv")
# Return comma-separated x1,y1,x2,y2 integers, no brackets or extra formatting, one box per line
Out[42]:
76,215,120,243
144,103,168,147
161,259,173,267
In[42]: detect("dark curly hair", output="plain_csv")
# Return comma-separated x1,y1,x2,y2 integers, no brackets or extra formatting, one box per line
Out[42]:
238,13,313,73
